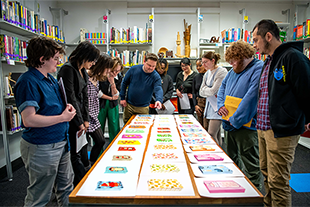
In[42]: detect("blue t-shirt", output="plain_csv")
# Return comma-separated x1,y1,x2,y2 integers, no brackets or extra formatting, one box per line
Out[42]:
13,67,69,145
120,65,163,107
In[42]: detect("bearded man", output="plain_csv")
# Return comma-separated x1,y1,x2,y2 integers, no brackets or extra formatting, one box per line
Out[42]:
217,40,263,192
252,19,310,207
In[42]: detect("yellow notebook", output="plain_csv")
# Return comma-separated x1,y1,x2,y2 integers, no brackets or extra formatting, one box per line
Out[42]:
222,95,252,128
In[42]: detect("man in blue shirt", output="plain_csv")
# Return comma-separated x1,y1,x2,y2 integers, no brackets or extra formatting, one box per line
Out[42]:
120,53,163,124
14,36,76,206
217,40,263,191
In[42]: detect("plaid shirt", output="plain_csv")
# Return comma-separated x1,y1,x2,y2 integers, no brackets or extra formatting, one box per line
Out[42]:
256,56,272,130
87,78,101,132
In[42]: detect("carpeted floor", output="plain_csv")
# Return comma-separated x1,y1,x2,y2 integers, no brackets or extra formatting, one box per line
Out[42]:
1,140,310,206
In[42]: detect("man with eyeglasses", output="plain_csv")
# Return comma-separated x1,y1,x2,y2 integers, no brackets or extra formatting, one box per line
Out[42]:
252,19,310,207
217,40,263,192
120,53,163,124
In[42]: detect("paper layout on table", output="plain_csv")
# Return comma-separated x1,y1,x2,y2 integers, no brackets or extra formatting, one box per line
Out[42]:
178,124,201,128
204,180,246,193
77,173,139,197
131,121,153,125
194,154,224,161
182,137,216,145
77,160,141,197
181,132,211,138
222,95,252,128
144,150,186,163
187,152,233,164
121,134,144,139
124,128,147,134
152,143,183,151
194,177,260,198
180,128,205,133
136,175,195,196
117,140,141,145
190,163,244,178
149,134,182,145
183,144,223,153
112,155,133,161
140,162,189,176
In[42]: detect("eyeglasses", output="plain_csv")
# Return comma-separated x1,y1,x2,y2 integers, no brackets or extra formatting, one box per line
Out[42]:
202,61,208,65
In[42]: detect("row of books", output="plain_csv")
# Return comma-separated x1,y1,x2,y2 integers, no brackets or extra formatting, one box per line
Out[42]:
110,24,152,44
0,34,27,62
85,32,106,40
293,19,310,40
1,105,22,132
0,0,65,43
254,52,268,62
107,49,148,67
220,28,252,44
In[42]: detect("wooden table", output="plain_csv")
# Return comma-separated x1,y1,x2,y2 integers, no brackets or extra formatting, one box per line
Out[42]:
69,115,263,206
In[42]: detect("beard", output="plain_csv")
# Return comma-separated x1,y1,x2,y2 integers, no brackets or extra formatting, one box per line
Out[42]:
233,60,244,74
261,39,270,55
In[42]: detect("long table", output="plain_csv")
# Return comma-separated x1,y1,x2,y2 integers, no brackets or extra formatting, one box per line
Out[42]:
69,115,263,206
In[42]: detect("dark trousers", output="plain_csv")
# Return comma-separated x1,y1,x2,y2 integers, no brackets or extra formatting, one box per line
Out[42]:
225,128,262,191
68,124,86,186
86,127,105,163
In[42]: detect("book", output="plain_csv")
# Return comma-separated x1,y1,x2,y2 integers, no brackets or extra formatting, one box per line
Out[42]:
222,95,252,127
194,154,224,161
204,180,245,193
198,165,233,174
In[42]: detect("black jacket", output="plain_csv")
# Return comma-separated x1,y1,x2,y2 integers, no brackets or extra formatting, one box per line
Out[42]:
150,73,174,104
192,72,205,106
57,62,89,128
175,71,198,94
99,73,123,109
263,41,310,137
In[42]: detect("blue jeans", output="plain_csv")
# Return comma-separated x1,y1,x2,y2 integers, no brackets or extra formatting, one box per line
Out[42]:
20,138,74,206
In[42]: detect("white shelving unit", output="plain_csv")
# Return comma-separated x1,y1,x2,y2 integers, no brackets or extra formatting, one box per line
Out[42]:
0,19,37,180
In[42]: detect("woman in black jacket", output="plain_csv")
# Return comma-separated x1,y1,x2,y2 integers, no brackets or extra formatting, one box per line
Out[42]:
57,41,100,186
149,58,174,114
175,57,197,114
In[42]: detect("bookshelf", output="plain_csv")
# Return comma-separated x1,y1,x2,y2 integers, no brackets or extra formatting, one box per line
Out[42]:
0,3,66,180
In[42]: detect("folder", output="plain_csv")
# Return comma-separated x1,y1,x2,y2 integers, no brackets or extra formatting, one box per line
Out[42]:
222,95,252,128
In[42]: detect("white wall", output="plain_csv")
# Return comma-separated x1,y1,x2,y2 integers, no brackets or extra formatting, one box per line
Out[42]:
55,1,298,57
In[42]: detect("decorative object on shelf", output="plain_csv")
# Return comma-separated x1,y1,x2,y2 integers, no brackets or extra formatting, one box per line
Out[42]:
210,36,220,43
6,73,16,96
80,28,89,42
199,38,210,44
175,32,184,58
158,52,164,58
158,47,168,58
166,50,173,58
183,19,191,57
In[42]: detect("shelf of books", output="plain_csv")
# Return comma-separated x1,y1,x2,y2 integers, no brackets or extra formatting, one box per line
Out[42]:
0,0,67,179
69,114,263,205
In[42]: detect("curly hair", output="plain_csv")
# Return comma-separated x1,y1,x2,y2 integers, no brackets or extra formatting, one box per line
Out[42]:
225,40,255,62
